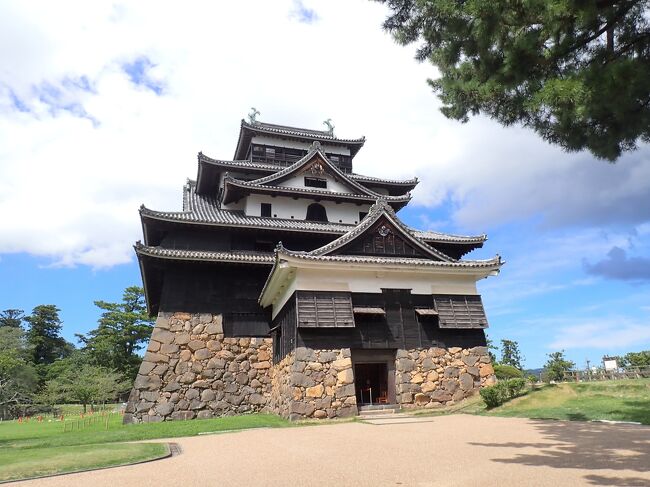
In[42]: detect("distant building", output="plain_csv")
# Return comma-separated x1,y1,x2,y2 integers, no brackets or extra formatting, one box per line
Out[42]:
603,356,619,371
125,118,502,422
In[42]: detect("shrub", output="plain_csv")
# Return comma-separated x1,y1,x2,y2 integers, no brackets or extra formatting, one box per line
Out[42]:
480,384,504,408
480,378,528,408
494,364,524,380
505,378,526,397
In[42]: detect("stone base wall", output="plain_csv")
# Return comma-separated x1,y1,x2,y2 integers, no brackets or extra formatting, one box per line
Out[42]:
395,346,495,408
270,347,358,420
126,312,494,422
124,312,273,423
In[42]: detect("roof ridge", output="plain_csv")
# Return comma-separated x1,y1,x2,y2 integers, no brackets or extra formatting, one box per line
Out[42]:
295,200,456,262
223,176,411,202
241,119,366,144
244,144,411,201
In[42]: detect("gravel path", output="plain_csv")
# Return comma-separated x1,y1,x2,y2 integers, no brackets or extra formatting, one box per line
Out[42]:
13,415,650,486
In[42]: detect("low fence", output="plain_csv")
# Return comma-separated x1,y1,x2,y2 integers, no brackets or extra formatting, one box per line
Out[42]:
563,367,650,382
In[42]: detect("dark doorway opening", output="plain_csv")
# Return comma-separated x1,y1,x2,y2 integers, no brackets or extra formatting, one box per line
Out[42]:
355,363,388,405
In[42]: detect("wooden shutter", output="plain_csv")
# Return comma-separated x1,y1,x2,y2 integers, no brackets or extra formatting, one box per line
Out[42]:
433,295,488,329
297,291,355,328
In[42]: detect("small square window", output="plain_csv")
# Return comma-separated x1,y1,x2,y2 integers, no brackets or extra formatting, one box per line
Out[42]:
304,177,327,189
261,203,272,217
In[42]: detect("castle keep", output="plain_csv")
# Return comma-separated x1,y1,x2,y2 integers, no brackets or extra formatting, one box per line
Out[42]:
124,118,501,422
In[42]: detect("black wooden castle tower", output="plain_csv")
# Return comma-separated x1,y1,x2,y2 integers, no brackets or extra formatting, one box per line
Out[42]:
125,117,501,422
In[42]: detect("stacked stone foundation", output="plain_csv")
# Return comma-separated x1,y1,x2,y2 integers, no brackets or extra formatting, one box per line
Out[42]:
395,346,496,408
125,312,495,422
124,312,273,423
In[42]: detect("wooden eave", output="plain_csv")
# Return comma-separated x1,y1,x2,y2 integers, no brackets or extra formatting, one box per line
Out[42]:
233,120,365,160
221,176,410,209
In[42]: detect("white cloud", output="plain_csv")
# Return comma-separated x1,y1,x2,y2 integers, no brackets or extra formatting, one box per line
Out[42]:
1,0,649,268
548,317,650,350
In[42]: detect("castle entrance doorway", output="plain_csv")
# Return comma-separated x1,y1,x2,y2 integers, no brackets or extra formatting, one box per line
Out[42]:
351,349,396,406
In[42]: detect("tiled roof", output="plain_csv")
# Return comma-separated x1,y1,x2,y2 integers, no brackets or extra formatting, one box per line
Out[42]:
222,176,411,205
277,250,502,268
242,120,366,145
135,242,274,264
197,153,419,187
142,181,486,244
302,200,455,262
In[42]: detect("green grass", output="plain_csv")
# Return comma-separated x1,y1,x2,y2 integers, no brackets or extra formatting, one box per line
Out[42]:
0,443,168,482
486,379,650,424
0,412,290,481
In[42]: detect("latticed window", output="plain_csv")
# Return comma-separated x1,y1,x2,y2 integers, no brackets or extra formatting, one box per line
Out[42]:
296,291,355,328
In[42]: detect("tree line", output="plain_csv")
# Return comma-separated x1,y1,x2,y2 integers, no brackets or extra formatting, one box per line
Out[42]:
486,334,650,382
0,286,154,419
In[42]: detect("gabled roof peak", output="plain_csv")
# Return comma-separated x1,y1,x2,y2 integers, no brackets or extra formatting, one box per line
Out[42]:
277,199,455,262
245,147,410,204
234,119,365,160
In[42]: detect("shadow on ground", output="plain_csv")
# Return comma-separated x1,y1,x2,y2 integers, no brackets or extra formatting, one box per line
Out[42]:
470,419,650,486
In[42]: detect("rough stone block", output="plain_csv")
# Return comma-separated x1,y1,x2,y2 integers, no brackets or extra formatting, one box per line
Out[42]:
174,332,191,345
479,364,495,377
337,368,354,385
431,390,452,402
151,329,175,345
459,373,474,391
295,347,316,362
421,381,436,393
143,352,168,363
188,340,205,351
139,361,156,375
444,367,460,378
291,372,315,388
414,393,429,405
397,358,416,372
335,384,355,398
306,384,324,398
155,402,174,417
466,366,479,377
249,393,266,405
194,348,212,360
205,322,223,335
462,355,479,367
197,410,214,419
318,351,337,363
171,410,196,421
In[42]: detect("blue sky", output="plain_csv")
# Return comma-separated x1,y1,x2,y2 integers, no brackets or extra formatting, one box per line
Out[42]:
1,0,649,368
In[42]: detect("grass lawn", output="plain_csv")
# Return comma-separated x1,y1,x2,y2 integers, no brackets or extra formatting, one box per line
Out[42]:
486,379,650,424
0,443,168,482
0,413,290,481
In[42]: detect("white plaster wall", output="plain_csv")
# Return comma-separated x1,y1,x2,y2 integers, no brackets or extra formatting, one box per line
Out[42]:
244,194,370,224
278,173,354,194
270,266,484,318
252,135,350,156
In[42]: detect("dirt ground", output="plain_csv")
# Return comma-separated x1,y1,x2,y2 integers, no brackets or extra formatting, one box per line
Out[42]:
13,414,650,486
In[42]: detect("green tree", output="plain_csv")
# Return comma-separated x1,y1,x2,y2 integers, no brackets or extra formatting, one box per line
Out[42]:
0,327,38,419
544,351,576,382
77,286,154,381
0,309,24,328
40,363,127,413
619,350,650,367
377,0,650,160
485,333,498,363
24,305,71,367
500,339,524,370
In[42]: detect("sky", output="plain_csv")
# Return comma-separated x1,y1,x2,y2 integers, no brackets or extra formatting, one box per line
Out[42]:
1,0,649,369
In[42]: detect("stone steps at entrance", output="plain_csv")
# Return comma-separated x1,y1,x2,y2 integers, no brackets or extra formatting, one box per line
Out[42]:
358,405,440,424
358,404,400,414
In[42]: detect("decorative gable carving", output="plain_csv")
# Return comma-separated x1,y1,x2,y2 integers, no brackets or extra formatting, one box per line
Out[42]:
336,218,428,258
